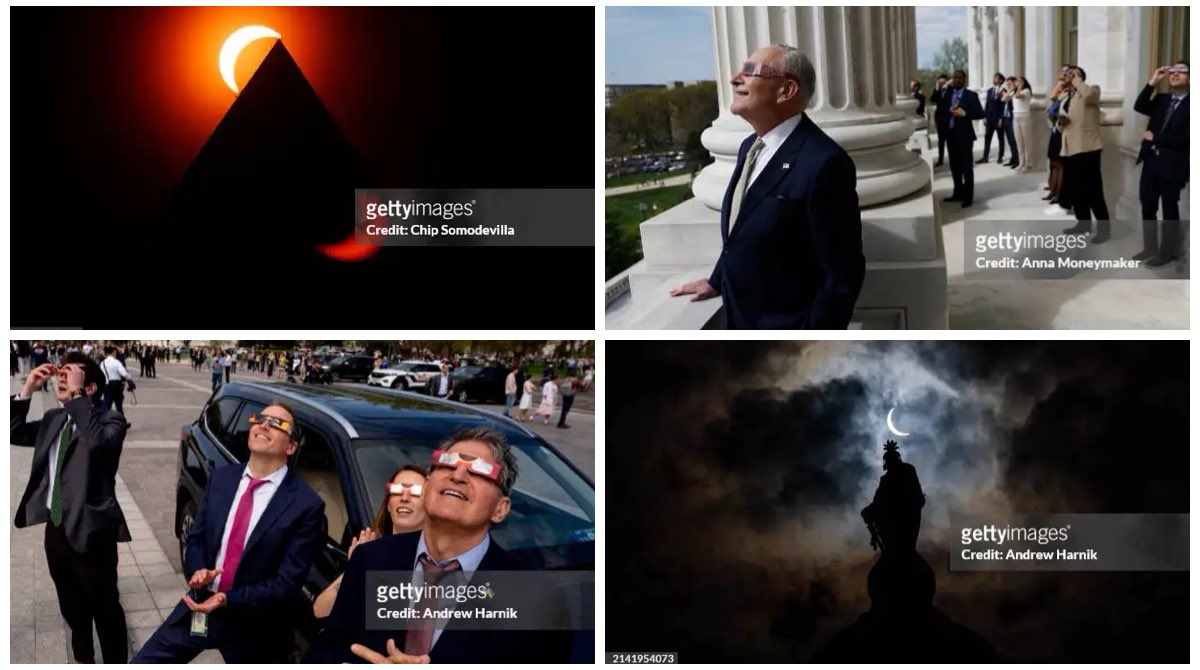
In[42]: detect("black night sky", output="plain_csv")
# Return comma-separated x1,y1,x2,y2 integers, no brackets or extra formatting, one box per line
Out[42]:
606,341,1188,663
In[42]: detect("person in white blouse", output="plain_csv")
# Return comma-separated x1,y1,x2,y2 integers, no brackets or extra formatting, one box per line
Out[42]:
1009,77,1034,172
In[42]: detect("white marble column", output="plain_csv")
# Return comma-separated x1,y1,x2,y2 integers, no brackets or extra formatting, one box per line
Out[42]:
695,5,930,209
1115,6,1155,221
980,7,998,88
1023,6,1059,96
967,8,982,86
998,7,1021,77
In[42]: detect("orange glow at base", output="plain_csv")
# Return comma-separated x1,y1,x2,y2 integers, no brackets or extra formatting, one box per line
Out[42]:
317,234,380,262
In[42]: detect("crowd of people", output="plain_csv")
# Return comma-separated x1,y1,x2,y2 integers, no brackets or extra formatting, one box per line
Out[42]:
926,61,1189,265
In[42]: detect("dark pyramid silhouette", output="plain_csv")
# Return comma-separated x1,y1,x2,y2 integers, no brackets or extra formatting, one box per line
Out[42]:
161,39,374,258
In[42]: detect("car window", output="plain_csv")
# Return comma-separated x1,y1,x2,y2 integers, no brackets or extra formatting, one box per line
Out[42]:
352,436,594,566
226,400,268,463
204,397,242,451
417,364,439,373
294,426,348,547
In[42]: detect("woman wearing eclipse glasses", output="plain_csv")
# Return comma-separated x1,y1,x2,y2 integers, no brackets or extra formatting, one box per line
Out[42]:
312,464,429,619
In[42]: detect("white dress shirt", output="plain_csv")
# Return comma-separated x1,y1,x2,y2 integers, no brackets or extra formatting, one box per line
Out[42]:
412,532,490,649
747,112,804,188
100,355,132,383
212,464,288,591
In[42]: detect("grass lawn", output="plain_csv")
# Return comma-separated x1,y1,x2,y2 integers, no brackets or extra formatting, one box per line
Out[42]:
605,184,693,279
604,168,689,189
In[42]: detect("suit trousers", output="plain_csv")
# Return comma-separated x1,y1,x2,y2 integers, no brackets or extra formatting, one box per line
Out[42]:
1068,149,1110,222
948,135,974,201
104,380,125,415
1003,118,1018,164
1139,157,1185,258
132,612,288,663
982,119,1004,160
45,521,127,663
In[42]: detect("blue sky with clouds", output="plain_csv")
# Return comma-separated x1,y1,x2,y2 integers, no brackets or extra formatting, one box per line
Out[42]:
606,6,966,84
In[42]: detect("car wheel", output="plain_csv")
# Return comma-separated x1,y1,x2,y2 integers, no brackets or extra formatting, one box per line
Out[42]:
456,390,469,403
391,378,403,389
178,499,198,568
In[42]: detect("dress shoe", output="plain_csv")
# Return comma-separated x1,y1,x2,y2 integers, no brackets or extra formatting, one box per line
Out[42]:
996,158,1006,164
1145,255,1176,267
975,158,989,164
1041,194,1055,201
961,200,972,208
1131,249,1154,262
1007,162,1019,168
1048,198,1059,205
1043,185,1051,190
934,160,944,167
943,195,962,202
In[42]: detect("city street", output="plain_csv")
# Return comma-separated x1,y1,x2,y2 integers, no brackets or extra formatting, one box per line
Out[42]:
9,358,593,662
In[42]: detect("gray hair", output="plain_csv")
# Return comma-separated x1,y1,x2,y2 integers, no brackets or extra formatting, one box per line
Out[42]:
438,426,519,495
773,44,816,105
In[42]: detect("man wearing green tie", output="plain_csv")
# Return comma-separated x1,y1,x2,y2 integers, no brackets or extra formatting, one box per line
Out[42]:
12,353,130,663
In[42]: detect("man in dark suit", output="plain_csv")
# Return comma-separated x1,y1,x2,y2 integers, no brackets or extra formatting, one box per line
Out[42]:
670,44,864,329
309,427,571,663
1133,60,1189,266
978,72,1007,164
910,80,925,117
940,69,987,207
131,402,325,662
12,355,130,663
1002,77,1020,168
930,73,950,166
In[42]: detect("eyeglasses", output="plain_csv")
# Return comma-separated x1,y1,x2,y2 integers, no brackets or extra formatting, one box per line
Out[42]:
248,413,295,437
738,60,800,82
1168,66,1189,74
430,449,501,484
386,482,423,497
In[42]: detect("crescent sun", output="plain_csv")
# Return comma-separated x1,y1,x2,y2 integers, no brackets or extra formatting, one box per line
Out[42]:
220,25,281,94
886,407,910,437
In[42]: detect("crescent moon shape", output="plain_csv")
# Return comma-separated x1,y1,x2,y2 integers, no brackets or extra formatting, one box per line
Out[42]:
886,407,910,437
220,25,281,93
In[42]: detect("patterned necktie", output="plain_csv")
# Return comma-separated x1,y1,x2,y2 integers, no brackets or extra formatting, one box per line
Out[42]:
728,138,765,233
50,418,74,526
1159,96,1180,135
404,553,463,656
218,477,268,592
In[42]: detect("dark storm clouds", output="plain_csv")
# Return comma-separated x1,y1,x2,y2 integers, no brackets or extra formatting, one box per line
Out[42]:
606,341,1188,662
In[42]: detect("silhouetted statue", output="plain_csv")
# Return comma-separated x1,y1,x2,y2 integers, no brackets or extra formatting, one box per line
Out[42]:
811,439,1000,662
861,439,925,553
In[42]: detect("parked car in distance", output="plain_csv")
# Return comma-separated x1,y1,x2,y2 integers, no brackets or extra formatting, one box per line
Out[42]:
323,355,375,382
447,364,511,403
367,360,442,390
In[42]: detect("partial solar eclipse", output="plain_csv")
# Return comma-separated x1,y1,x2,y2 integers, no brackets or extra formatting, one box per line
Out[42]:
886,407,911,437
219,25,280,93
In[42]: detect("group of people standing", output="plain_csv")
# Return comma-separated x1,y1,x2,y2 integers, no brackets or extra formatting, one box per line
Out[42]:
927,61,1189,264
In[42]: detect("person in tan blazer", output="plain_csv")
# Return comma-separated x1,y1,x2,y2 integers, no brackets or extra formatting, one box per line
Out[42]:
1057,66,1110,242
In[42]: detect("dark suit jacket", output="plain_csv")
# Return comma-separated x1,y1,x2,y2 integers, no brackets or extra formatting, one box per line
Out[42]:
913,90,926,116
12,395,130,553
1134,85,1189,184
309,532,571,663
169,463,325,659
707,113,865,329
930,86,950,130
938,87,986,142
983,85,1005,123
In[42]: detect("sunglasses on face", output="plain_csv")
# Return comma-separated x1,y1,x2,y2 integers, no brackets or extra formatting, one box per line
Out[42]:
248,413,295,437
430,449,502,484
738,60,800,82
1168,66,1189,74
386,482,423,497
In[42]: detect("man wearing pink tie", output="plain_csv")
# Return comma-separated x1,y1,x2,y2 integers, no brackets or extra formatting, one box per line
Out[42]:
132,403,325,662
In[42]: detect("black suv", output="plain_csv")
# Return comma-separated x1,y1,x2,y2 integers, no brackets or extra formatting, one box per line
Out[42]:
447,365,511,403
175,381,595,659
321,355,375,382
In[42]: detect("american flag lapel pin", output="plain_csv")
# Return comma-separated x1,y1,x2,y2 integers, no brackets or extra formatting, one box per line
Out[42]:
782,162,790,169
